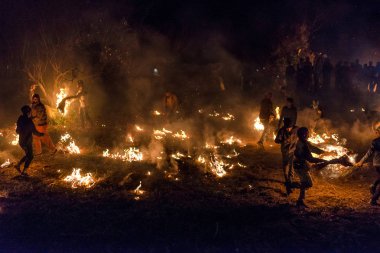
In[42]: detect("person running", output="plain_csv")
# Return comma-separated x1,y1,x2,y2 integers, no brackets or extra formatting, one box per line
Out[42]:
15,105,44,176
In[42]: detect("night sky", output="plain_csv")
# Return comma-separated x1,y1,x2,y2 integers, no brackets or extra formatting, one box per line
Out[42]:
1,0,380,64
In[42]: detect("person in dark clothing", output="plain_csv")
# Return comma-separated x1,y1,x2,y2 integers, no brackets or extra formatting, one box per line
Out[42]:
355,123,380,206
322,57,333,90
278,97,297,129
15,105,44,176
258,92,273,148
285,62,296,92
303,57,313,92
275,118,298,194
293,127,328,208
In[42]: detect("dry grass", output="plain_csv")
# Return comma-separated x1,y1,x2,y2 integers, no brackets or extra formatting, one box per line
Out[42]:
0,126,379,252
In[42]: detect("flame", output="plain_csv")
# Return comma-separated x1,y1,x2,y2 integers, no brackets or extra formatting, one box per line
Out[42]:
135,125,144,131
205,143,219,150
171,151,189,160
10,134,19,146
58,133,81,154
275,106,280,120
1,159,11,168
127,134,134,143
209,111,220,117
173,130,189,140
310,132,357,178
162,128,172,134
102,148,143,162
222,113,235,121
63,168,96,188
254,117,264,131
56,88,72,115
221,136,243,146
153,110,161,116
197,155,206,164
308,132,325,144
134,181,144,195
209,155,227,177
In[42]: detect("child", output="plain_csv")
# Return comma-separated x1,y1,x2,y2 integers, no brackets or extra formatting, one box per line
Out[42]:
355,123,380,206
15,105,44,176
293,127,328,208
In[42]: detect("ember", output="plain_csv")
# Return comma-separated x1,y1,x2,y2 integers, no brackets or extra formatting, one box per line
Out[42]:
1,159,11,168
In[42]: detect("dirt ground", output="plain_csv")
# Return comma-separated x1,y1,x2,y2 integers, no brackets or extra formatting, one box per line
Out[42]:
0,127,379,253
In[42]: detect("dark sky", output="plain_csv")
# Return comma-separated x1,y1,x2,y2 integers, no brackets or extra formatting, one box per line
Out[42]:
1,0,380,63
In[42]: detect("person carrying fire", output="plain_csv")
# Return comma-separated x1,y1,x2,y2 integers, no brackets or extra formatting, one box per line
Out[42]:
164,91,179,122
275,118,298,195
258,92,274,149
292,127,329,208
355,123,380,206
15,105,44,176
277,97,297,130
31,94,57,155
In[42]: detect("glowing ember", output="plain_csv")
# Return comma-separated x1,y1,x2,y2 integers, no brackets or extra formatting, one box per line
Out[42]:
254,117,264,131
209,111,220,117
1,159,11,168
225,149,239,158
221,136,243,146
127,134,134,143
222,113,235,121
134,181,144,195
197,155,206,164
63,168,96,188
153,110,161,116
10,134,19,146
135,125,144,131
205,143,219,150
171,151,189,160
173,130,189,140
162,128,172,134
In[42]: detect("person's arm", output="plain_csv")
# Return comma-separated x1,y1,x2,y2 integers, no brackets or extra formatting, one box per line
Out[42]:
274,128,284,144
16,118,21,134
356,141,375,167
277,107,284,129
31,121,44,137
308,142,325,155
305,144,326,163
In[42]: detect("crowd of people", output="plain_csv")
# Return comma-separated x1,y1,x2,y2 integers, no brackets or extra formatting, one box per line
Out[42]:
285,55,380,95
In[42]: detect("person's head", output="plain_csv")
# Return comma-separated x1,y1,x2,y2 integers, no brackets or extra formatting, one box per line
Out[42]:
297,127,309,141
32,94,40,104
21,105,31,117
283,117,292,129
286,97,294,107
312,99,319,109
374,122,380,136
